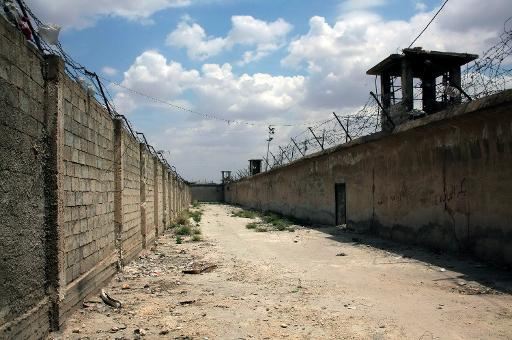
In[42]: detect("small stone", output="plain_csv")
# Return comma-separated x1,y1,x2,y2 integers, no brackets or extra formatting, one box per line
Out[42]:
379,325,386,329
121,284,130,290
134,328,146,336
110,327,119,333
72,329,80,334
280,324,288,328
118,324,127,330
159,329,169,335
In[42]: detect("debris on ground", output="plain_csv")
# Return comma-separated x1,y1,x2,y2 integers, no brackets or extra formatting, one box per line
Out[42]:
336,252,347,256
182,263,217,274
100,289,122,308
179,299,197,305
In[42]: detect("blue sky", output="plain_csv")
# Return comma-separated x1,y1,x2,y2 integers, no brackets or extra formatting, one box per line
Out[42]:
57,0,438,77
28,0,511,181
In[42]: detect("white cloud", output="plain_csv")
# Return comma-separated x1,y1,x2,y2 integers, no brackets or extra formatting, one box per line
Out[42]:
282,0,511,110
166,15,293,63
113,0,511,181
101,66,118,76
114,50,305,121
415,2,428,12
339,0,387,11
166,21,227,60
28,0,192,29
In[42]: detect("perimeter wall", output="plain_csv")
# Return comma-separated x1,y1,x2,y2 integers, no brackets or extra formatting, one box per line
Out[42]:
226,90,512,266
0,15,191,339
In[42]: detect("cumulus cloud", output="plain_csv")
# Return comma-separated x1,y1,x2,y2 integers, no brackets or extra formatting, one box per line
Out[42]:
28,0,192,28
166,15,293,63
113,0,511,180
339,0,387,11
282,0,511,110
114,50,305,121
101,66,118,76
166,21,227,60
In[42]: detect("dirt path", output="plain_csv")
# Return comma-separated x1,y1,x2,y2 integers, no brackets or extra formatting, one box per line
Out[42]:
55,204,512,339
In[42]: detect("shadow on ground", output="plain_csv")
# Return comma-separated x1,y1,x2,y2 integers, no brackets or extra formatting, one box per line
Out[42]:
308,225,512,295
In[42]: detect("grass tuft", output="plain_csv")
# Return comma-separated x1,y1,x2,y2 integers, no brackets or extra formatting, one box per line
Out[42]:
176,225,192,236
189,210,203,223
191,234,202,242
176,235,183,244
246,222,259,229
232,210,258,219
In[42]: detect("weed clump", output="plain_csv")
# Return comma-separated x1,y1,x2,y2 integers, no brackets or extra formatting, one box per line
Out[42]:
176,211,190,226
232,209,258,219
242,210,296,233
189,210,202,223
176,235,183,244
176,225,192,236
191,234,202,242
246,222,259,229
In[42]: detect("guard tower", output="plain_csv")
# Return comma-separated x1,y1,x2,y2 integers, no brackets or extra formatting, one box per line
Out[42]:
249,159,262,176
367,48,478,131
221,171,232,183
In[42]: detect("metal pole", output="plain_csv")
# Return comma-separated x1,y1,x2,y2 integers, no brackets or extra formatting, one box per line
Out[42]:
265,125,274,171
308,127,324,150
269,151,279,166
333,112,352,142
370,91,395,129
291,138,305,157
346,118,349,142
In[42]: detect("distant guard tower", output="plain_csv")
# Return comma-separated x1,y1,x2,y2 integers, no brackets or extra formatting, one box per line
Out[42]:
367,48,477,131
221,171,232,183
249,159,262,176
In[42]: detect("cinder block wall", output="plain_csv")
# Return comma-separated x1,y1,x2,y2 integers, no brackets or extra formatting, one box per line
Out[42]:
0,15,50,340
0,15,190,339
61,74,116,286
143,150,156,245
120,128,142,264
226,90,512,266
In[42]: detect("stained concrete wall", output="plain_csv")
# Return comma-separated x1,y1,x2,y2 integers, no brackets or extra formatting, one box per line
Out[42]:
191,184,224,202
0,14,191,339
0,15,50,339
226,90,512,266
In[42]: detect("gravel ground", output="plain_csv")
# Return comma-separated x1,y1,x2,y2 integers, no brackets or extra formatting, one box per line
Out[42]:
53,204,512,339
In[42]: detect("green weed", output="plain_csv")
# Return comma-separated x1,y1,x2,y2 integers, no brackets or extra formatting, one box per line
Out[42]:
232,209,258,219
246,222,259,229
176,225,192,236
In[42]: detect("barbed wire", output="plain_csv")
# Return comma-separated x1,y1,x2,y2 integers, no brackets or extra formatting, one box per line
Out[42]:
9,0,188,181
462,17,512,99
232,17,512,181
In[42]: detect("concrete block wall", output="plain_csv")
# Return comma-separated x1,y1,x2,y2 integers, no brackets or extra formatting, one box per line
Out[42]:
226,90,512,266
61,75,116,285
120,128,142,264
0,15,50,339
143,150,156,245
155,160,163,236
0,15,191,339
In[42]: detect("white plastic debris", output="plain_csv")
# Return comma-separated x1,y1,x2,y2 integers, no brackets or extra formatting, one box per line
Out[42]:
38,23,61,45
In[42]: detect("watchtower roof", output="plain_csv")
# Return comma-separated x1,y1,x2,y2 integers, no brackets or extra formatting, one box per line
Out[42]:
366,48,478,77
